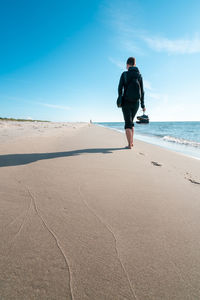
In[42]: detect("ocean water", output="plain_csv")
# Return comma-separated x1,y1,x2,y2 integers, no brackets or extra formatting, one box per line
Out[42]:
95,121,200,160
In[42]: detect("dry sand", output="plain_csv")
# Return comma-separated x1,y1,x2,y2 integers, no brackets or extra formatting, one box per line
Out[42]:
0,121,200,300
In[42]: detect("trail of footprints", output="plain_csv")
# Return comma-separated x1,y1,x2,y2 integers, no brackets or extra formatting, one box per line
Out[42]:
138,152,200,185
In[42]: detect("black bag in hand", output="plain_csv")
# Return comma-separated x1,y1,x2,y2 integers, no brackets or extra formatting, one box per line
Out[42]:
116,72,127,108
117,95,123,107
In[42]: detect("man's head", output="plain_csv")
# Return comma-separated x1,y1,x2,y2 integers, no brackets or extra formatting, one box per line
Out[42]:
126,57,136,69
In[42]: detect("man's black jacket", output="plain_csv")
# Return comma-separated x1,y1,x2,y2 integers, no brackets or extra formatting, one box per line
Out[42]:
118,66,145,108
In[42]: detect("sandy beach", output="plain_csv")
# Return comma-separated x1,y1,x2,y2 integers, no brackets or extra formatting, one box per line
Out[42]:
0,120,200,300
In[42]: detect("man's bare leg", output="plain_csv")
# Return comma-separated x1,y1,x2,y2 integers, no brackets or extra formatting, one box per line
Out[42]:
131,127,134,146
125,128,133,148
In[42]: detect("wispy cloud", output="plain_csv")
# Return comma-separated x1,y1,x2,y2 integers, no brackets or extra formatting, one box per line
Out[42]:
120,39,143,55
143,35,200,54
37,102,71,110
102,0,144,55
108,57,125,70
1,95,71,110
104,0,200,55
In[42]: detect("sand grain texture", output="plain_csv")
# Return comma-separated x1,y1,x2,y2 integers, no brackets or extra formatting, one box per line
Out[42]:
0,122,200,299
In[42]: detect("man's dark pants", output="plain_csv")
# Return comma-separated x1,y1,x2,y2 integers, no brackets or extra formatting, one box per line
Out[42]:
122,100,139,129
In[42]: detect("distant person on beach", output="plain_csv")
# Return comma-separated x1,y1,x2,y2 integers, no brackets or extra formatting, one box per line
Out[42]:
118,57,146,149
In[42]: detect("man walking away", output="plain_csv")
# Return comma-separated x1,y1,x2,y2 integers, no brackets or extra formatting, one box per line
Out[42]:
118,57,146,149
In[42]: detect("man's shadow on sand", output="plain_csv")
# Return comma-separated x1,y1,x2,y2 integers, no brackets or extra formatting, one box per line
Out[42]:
0,147,126,167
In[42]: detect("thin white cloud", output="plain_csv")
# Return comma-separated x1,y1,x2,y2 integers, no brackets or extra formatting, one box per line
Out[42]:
1,96,71,111
108,57,125,70
119,39,143,54
38,102,71,110
104,1,200,55
102,1,144,54
143,36,200,54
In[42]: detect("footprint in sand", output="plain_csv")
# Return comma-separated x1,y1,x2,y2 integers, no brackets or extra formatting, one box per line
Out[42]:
151,161,162,167
185,173,200,185
188,178,200,185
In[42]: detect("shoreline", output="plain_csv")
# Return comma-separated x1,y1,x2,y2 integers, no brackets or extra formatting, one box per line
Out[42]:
95,122,200,161
0,122,200,299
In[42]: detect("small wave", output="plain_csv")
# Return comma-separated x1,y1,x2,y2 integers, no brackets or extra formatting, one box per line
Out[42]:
163,136,200,148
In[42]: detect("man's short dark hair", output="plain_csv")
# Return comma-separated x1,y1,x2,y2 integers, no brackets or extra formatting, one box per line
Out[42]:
126,57,135,66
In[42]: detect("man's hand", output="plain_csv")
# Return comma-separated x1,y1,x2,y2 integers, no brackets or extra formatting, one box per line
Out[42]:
143,107,146,113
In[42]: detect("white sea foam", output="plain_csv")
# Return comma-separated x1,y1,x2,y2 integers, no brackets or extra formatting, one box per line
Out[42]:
163,135,200,148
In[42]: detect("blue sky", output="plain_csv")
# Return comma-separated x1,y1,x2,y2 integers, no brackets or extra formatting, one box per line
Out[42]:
1,0,200,122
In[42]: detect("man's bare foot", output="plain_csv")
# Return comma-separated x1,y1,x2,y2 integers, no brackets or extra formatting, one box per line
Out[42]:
125,145,132,149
